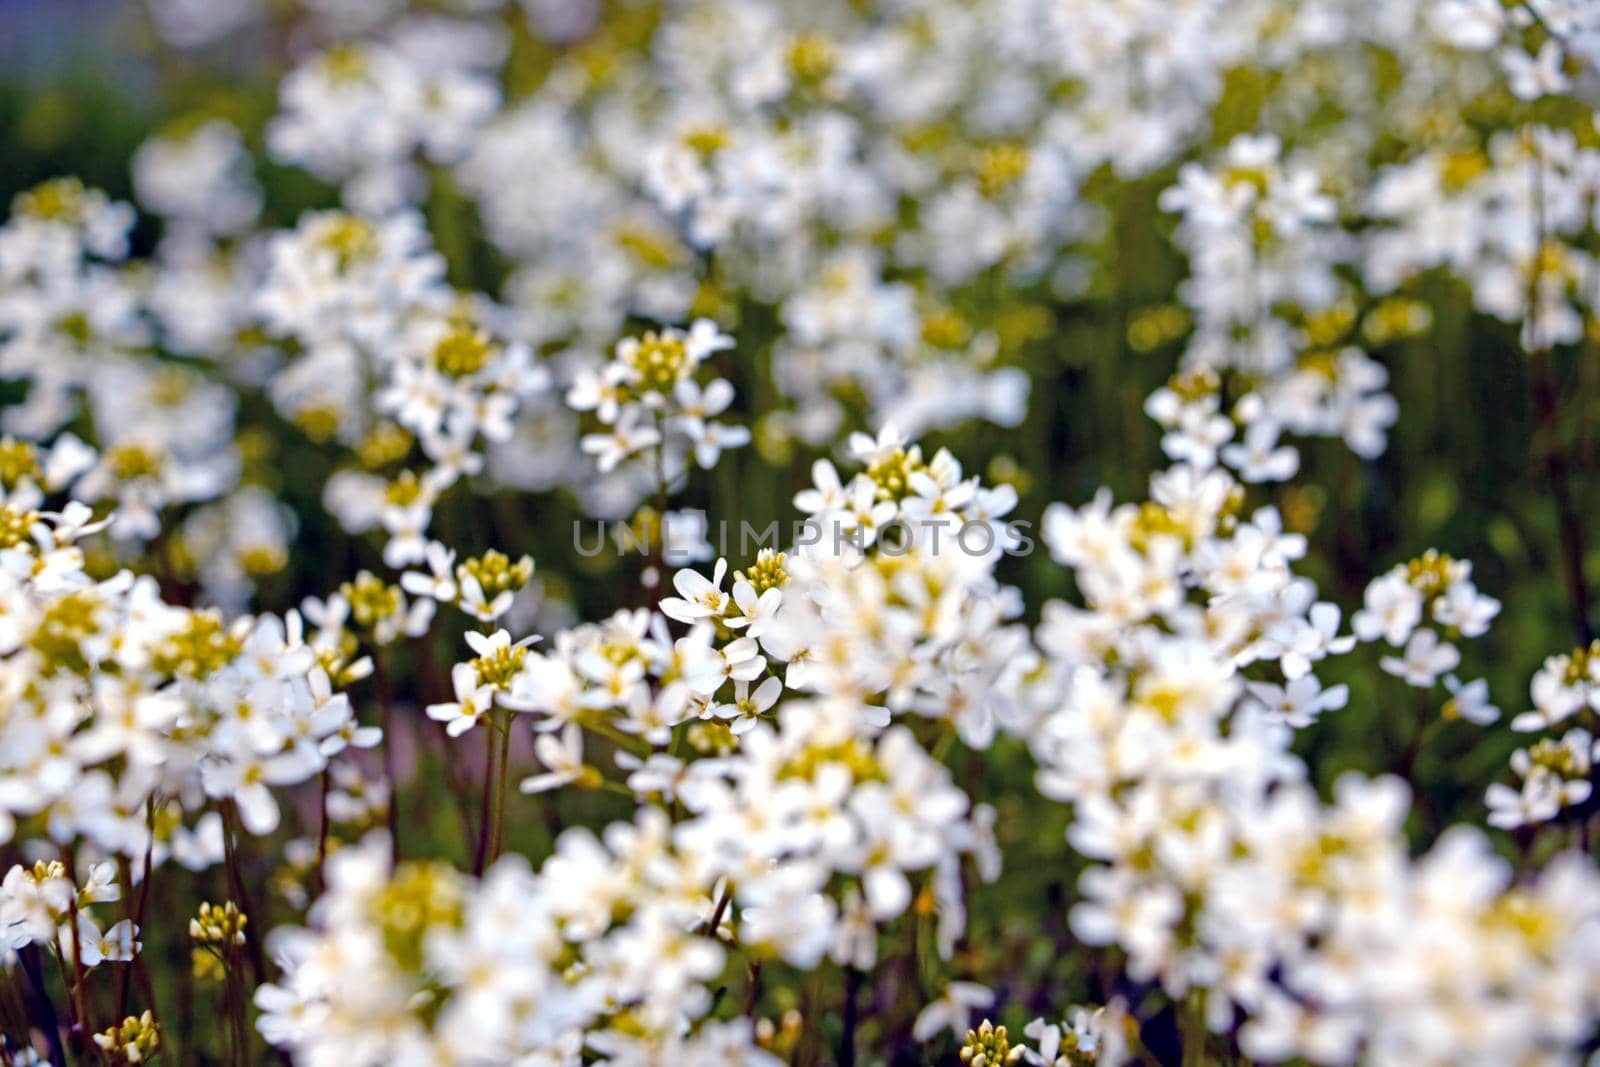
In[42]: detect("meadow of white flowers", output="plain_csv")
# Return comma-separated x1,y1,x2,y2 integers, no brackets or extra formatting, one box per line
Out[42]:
4,0,1600,1064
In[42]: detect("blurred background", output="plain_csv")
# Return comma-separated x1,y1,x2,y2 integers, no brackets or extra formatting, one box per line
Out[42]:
0,0,1586,888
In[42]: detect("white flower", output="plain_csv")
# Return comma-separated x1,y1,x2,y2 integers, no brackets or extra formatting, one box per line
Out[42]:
660,559,732,624
727,579,782,639
713,675,782,735
670,378,749,469
794,459,848,515
73,912,140,967
427,663,497,737
1379,629,1460,688
1486,779,1561,829
1352,572,1424,645
580,408,662,473
202,749,321,835
683,318,736,362
912,982,995,1042
1220,419,1299,482
400,541,458,603
835,477,897,549
1443,675,1499,725
1502,40,1571,100
520,723,587,794
503,653,585,726
1431,579,1500,637
1276,601,1355,680
1247,674,1349,728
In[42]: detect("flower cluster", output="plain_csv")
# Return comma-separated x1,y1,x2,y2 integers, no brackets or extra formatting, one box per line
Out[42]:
568,319,747,477
270,41,500,213
1022,449,1600,1064
1354,550,1501,703
255,831,778,1067
2,860,138,968
5,0,1600,1064
0,502,371,854
254,208,552,565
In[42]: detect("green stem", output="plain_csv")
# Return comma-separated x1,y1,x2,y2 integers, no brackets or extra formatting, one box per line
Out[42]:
58,849,98,1064
489,713,513,868
219,803,270,987
317,768,332,896
701,883,734,937
583,717,652,759
373,646,402,861
117,798,159,1020
1181,991,1207,1067
474,715,504,876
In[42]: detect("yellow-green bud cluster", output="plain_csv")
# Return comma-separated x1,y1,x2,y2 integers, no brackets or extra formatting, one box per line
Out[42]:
1527,738,1585,779
152,610,244,680
190,900,248,948
370,861,466,974
785,33,836,83
0,436,41,490
107,443,164,483
30,591,104,676
358,424,415,470
735,549,789,593
976,143,1029,198
1130,306,1194,353
921,309,971,350
1405,549,1459,602
0,502,37,550
313,213,377,269
94,1012,161,1065
472,642,528,691
866,446,924,502
625,332,691,396
432,326,496,379
343,571,403,630
16,177,87,222
384,470,426,508
960,1021,1023,1067
1563,640,1600,686
459,549,534,603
